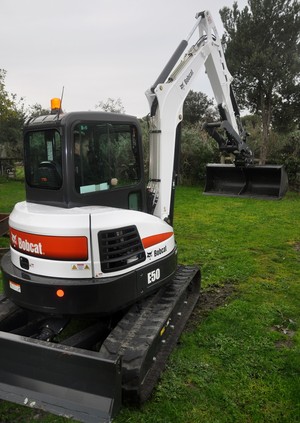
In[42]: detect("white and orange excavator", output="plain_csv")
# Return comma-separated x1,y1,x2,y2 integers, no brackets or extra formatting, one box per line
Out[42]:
0,10,288,423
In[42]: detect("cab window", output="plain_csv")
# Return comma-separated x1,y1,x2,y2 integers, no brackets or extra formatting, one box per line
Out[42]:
73,122,140,194
25,129,62,189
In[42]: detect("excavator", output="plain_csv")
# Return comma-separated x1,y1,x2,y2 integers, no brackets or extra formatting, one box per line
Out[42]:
0,10,288,423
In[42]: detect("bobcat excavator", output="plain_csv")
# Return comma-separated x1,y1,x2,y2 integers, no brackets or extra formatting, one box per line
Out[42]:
0,10,288,423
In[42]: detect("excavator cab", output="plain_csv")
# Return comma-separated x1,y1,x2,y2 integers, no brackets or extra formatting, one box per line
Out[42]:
23,111,147,211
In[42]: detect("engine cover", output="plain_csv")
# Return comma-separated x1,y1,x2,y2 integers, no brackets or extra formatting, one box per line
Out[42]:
1,201,177,315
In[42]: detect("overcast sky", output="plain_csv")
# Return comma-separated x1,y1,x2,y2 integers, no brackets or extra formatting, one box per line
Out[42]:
1,0,247,118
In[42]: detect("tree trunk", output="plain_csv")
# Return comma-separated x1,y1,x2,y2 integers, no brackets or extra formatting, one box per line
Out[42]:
259,96,272,165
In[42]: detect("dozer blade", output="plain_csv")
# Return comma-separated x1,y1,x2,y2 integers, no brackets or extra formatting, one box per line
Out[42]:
204,164,288,199
0,328,122,423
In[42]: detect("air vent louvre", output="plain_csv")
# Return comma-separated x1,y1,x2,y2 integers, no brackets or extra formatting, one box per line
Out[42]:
98,225,145,273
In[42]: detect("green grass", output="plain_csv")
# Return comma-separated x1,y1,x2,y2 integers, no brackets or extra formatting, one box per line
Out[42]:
0,177,25,212
0,178,25,251
0,183,299,422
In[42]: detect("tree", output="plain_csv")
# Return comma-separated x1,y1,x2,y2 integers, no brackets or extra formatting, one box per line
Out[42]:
183,90,217,125
272,81,300,133
0,69,25,158
0,69,14,119
27,103,51,118
220,0,300,164
96,98,125,114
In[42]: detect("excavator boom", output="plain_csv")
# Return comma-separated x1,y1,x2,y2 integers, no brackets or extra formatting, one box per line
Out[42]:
146,10,288,211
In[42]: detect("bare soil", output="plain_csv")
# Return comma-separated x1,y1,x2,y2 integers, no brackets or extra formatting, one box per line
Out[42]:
185,282,236,332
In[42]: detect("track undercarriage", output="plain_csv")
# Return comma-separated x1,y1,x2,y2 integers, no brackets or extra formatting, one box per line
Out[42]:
0,266,200,423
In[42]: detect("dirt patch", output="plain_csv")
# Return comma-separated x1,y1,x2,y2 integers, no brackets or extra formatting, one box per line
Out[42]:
275,338,295,349
185,282,236,332
271,324,296,349
294,242,300,252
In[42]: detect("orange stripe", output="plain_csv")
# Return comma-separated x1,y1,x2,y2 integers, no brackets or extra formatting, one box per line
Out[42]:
10,227,88,261
142,232,173,249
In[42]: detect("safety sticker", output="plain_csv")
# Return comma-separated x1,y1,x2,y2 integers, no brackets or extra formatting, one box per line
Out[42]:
72,264,90,271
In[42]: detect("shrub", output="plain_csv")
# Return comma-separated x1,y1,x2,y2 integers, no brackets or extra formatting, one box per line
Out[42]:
269,130,300,188
179,124,219,185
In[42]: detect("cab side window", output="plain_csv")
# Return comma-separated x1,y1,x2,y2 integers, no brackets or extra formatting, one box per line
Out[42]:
25,130,62,189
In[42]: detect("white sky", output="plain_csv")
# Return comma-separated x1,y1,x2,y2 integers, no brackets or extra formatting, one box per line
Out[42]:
1,0,247,118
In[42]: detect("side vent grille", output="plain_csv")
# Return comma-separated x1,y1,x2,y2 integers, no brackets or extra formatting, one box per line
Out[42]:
98,226,146,273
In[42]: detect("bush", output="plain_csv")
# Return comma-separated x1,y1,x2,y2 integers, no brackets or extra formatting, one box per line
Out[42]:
180,124,219,185
269,130,300,188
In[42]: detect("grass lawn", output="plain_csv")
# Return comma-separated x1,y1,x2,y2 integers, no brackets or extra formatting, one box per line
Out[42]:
0,181,299,422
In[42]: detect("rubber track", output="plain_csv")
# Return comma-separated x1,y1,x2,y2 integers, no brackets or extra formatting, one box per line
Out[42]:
99,265,200,404
0,294,26,331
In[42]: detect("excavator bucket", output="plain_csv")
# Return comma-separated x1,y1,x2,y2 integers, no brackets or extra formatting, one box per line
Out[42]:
204,164,288,199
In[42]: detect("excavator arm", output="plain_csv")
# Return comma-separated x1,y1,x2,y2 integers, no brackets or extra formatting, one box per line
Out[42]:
146,10,288,221
178,13,253,165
